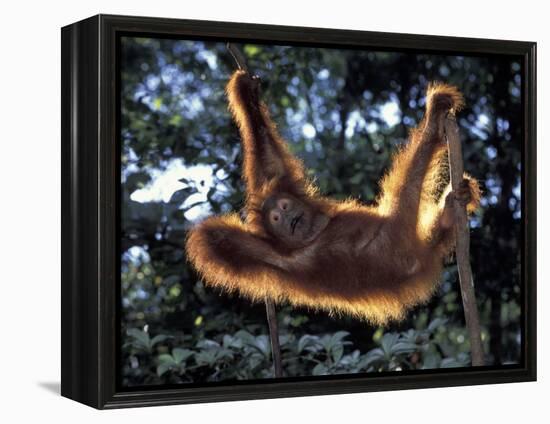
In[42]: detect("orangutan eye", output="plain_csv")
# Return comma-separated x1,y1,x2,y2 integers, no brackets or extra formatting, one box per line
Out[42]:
271,211,281,223
278,199,290,210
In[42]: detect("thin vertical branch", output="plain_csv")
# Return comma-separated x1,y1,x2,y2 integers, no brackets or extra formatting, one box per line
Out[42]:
226,42,284,377
227,43,249,73
265,299,283,377
444,114,485,366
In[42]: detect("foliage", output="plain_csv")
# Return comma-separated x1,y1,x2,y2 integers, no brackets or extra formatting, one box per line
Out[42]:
123,318,471,385
120,37,522,386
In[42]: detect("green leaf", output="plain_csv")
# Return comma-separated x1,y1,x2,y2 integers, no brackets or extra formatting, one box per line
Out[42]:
280,96,290,108
196,339,220,350
153,97,162,110
243,45,260,57
332,345,344,363
391,341,418,356
195,351,218,366
312,363,328,376
357,348,385,370
169,114,182,126
422,352,441,369
297,335,319,353
380,333,399,356
127,328,150,349
150,334,172,347
319,334,332,352
157,363,172,377
234,330,256,346
172,348,194,364
254,335,271,357
157,354,176,365
330,331,350,345
364,348,385,362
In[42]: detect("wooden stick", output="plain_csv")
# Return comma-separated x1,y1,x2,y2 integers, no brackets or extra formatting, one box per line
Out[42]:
265,299,283,377
227,43,249,73
226,42,283,377
444,114,485,366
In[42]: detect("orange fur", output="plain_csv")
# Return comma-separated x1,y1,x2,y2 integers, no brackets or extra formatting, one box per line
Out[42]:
185,71,480,325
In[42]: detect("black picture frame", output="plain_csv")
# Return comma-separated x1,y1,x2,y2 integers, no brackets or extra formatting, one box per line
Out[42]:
61,14,537,409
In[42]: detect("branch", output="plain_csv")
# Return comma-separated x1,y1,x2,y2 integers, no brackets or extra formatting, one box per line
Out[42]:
265,300,283,377
226,42,283,378
227,43,249,73
444,114,485,367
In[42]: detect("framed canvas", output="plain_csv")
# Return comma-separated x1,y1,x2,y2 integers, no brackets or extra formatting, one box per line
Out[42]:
61,14,537,409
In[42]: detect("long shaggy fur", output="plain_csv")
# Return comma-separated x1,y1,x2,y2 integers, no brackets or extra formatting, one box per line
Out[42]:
185,71,480,325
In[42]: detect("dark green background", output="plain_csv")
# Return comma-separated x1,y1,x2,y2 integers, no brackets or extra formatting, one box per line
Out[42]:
120,37,522,387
